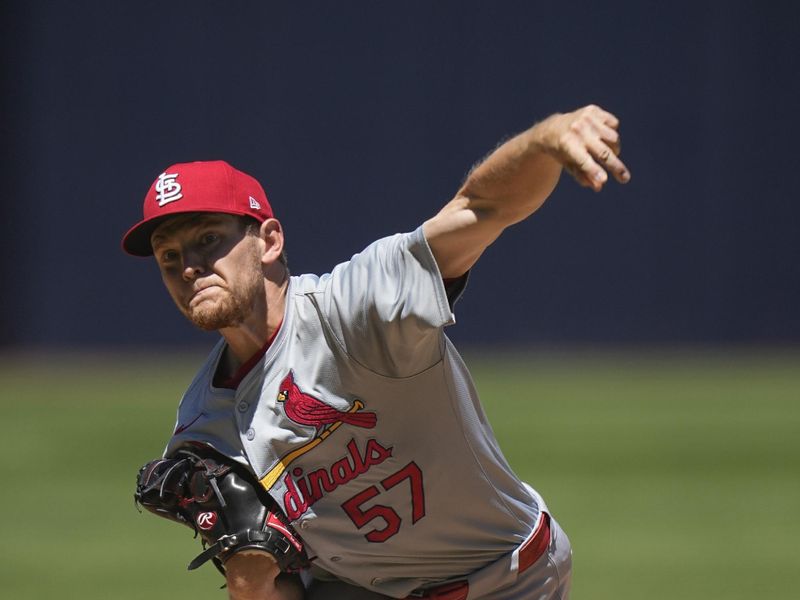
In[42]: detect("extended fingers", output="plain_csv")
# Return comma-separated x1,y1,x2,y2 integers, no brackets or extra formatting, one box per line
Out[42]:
587,136,630,184
564,163,597,189
591,117,625,175
561,141,606,190
558,105,630,189
596,122,621,154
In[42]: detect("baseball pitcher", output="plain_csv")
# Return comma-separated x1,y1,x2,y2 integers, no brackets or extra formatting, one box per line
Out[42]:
124,105,630,600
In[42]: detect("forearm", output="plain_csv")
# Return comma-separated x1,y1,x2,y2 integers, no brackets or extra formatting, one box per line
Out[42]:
458,119,564,226
423,118,564,278
226,553,304,600
424,105,630,278
458,104,629,222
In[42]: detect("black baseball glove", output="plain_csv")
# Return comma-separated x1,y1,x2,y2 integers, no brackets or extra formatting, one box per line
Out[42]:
134,445,308,575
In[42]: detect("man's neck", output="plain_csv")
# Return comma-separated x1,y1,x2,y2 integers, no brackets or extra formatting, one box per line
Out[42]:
219,273,289,374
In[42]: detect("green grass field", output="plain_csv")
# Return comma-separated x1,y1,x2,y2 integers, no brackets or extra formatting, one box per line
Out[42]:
1,349,797,599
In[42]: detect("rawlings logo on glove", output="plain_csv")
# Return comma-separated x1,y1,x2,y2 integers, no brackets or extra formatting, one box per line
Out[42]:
134,445,309,575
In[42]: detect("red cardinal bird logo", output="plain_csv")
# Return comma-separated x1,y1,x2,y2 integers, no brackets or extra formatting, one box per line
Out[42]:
277,371,377,431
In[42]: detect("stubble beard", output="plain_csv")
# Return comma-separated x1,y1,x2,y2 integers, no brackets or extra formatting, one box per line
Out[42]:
185,248,264,332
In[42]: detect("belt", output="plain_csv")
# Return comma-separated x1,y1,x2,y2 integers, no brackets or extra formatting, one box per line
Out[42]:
406,512,551,600
518,511,551,573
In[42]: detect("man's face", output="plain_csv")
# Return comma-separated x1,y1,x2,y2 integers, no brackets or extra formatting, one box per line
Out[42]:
151,214,264,331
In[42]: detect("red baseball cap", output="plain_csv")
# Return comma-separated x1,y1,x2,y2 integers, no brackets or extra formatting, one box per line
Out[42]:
122,160,274,256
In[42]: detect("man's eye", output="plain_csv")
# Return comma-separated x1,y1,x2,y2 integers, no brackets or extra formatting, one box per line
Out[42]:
201,233,219,245
160,250,179,263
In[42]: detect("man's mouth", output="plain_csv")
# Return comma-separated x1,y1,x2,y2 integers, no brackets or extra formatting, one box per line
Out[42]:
188,285,220,307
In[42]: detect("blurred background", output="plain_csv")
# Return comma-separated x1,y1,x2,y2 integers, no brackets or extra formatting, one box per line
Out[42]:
1,1,798,599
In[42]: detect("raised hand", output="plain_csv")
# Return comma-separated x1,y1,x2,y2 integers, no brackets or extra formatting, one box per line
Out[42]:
536,104,630,191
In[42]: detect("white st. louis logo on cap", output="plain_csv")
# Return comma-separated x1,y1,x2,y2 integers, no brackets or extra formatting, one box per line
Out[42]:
155,172,183,207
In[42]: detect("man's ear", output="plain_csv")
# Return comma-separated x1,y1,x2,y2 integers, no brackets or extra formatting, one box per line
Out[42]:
259,218,284,265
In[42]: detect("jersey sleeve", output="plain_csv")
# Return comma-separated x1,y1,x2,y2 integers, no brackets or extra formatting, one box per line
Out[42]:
311,226,462,377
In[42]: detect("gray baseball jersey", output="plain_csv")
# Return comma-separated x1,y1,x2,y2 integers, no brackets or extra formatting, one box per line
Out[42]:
165,226,545,597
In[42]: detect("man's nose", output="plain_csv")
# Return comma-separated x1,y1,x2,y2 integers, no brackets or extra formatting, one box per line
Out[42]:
181,250,207,281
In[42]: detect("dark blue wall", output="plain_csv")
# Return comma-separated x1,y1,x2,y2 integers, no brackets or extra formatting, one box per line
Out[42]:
2,1,799,347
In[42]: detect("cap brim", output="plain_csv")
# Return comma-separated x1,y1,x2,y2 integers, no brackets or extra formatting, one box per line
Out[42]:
121,214,178,257
121,208,265,256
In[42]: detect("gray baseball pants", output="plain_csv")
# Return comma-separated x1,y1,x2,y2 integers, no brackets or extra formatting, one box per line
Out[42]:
306,515,572,600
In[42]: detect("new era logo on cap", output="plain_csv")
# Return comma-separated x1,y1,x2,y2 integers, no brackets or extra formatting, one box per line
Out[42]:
121,160,275,257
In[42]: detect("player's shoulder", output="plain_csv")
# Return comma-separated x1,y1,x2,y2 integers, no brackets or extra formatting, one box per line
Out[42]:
291,229,423,293
290,272,324,295
335,227,430,275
